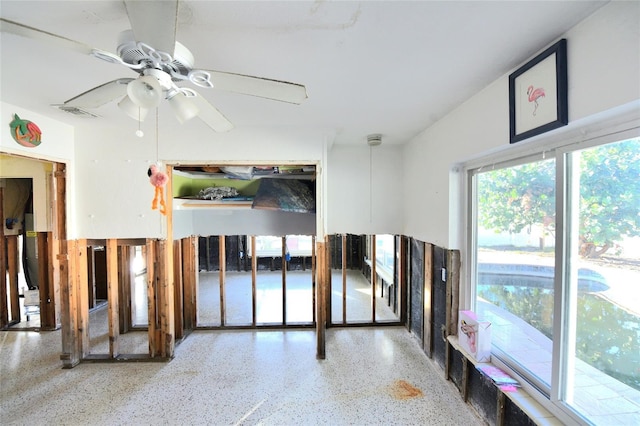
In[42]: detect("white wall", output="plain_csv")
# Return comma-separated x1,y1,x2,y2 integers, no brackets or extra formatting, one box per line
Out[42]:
72,111,326,239
403,1,640,248
0,102,76,235
327,144,403,235
188,209,316,237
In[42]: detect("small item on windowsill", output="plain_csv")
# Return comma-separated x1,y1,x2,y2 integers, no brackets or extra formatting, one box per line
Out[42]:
458,310,492,362
477,365,520,392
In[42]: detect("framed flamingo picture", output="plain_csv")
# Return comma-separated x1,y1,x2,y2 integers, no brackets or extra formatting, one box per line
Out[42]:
509,39,567,144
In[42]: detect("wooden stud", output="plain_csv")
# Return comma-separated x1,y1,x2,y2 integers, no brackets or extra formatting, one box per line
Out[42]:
106,239,120,358
497,389,506,426
37,232,56,329
60,238,78,367
52,163,78,367
181,236,197,332
371,235,377,324
48,231,61,329
423,242,433,357
0,187,7,328
342,234,347,324
461,356,469,402
219,236,226,327
164,167,175,358
86,246,96,310
448,249,461,337
146,239,157,357
316,239,327,359
251,236,257,326
75,239,90,358
445,340,451,380
118,246,132,333
399,236,408,325
6,235,20,323
282,236,287,325
156,238,175,358
173,239,184,340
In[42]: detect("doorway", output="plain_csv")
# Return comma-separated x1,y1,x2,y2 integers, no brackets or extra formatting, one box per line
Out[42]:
1,153,65,331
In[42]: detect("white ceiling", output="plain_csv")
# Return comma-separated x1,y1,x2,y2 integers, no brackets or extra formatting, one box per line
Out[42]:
0,1,607,146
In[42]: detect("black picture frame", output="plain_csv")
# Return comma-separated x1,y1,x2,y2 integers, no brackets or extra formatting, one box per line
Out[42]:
509,39,568,144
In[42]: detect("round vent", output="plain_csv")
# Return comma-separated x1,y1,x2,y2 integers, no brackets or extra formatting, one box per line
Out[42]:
367,134,382,146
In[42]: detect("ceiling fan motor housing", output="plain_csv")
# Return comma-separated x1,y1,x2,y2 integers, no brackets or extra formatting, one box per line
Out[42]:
117,30,195,79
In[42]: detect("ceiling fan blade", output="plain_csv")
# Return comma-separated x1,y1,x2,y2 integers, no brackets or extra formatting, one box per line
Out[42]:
202,70,308,104
63,78,134,108
124,0,178,56
0,18,95,55
190,92,234,133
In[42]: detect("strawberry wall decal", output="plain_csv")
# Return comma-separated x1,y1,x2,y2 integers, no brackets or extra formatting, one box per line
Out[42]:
9,114,42,147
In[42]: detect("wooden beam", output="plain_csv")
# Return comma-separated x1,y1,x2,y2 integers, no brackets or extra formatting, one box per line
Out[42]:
164,166,175,357
182,236,197,331
371,235,377,324
219,236,226,327
251,236,257,326
282,236,287,325
86,246,96,310
52,163,77,367
6,235,20,323
423,242,434,357
399,236,408,325
497,390,506,426
448,250,461,337
461,356,469,402
118,246,132,333
342,234,347,324
146,239,158,357
173,239,184,340
106,239,120,358
156,239,174,358
75,239,90,358
0,187,8,328
37,232,55,329
316,238,327,359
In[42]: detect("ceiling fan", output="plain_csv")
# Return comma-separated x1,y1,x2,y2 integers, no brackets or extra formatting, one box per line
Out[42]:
0,1,308,132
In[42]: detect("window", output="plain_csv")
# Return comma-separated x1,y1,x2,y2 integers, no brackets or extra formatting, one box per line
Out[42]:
376,234,395,274
469,136,640,424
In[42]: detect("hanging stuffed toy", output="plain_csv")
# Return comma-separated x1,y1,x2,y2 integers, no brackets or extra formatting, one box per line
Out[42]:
148,164,168,215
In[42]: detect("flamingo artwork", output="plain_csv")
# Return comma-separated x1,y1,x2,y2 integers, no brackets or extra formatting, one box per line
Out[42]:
527,85,545,116
148,164,168,215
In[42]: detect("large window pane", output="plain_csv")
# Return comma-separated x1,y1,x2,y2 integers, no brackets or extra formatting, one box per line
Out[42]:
564,138,640,423
475,157,556,389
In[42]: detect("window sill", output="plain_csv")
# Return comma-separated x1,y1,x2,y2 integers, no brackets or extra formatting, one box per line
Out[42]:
447,335,562,425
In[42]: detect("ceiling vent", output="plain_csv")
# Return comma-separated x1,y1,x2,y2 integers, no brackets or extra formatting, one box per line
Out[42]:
52,105,100,118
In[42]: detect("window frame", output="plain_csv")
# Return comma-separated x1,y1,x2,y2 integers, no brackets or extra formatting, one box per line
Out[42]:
461,115,640,424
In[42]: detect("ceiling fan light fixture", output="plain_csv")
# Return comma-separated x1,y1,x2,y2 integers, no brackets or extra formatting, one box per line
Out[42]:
127,75,163,109
169,92,200,124
118,95,149,121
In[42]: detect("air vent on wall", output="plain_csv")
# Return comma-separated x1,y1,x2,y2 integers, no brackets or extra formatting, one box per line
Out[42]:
52,105,100,118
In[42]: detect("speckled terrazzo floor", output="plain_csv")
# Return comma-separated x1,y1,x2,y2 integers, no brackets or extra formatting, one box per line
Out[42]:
1,327,483,425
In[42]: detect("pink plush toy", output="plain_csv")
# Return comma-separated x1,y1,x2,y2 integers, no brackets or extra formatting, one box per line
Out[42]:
148,164,168,215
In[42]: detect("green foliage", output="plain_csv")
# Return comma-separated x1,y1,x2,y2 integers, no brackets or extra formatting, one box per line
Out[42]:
477,160,555,236
578,139,640,257
477,138,640,257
